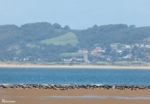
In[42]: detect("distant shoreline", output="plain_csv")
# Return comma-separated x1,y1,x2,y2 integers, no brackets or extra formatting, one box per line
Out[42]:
0,63,150,69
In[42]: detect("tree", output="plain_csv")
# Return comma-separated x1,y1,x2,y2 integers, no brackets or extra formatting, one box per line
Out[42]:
64,25,70,30
53,23,61,29
129,25,135,28
104,45,111,55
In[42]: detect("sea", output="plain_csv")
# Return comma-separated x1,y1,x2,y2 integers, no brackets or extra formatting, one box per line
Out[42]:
0,68,150,85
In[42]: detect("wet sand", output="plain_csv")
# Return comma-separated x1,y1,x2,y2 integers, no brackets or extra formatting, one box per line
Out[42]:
0,89,150,104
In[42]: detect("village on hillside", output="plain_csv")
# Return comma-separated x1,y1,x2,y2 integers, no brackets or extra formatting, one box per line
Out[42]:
62,43,150,63
5,42,150,63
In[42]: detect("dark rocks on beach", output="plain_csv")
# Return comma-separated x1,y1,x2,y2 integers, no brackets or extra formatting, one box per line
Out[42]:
0,84,150,90
0,84,7,88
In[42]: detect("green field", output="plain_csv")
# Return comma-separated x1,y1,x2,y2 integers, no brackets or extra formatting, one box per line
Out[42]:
16,50,22,54
27,44,40,48
41,32,79,46
60,52,84,57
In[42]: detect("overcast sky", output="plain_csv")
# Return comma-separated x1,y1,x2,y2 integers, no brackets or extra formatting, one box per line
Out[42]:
0,0,150,29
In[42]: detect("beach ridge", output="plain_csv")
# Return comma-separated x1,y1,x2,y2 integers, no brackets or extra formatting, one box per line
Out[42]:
0,63,150,69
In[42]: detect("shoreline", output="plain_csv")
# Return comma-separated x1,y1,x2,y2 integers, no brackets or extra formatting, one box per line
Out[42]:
1,84,150,90
0,64,150,69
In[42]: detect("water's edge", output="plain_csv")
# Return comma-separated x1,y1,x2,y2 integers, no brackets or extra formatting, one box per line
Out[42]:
0,84,150,90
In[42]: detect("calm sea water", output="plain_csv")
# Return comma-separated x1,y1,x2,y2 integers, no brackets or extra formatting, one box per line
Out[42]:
0,68,150,85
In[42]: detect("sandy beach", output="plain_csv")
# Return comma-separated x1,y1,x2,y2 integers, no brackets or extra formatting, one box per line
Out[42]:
0,63,150,69
0,88,150,104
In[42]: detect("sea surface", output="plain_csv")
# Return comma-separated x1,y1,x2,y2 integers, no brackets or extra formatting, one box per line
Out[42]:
0,68,150,85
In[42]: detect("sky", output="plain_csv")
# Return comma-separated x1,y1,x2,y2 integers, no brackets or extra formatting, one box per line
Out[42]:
0,0,150,29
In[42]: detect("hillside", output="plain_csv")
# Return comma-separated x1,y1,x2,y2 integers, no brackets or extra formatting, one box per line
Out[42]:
1,22,150,62
76,24,150,48
41,32,79,46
